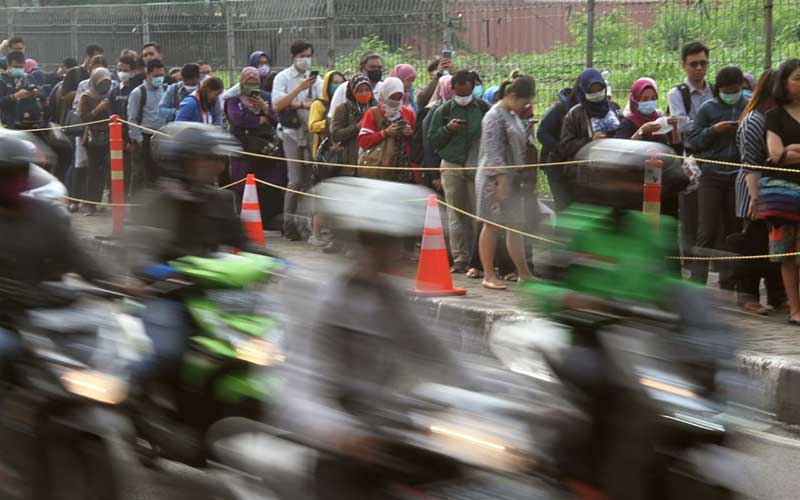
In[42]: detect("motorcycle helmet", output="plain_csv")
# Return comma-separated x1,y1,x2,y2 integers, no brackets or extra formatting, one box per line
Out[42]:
152,122,242,180
313,177,432,238
571,139,688,211
0,130,51,207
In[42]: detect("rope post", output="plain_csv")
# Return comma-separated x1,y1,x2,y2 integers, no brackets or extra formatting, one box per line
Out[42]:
109,114,125,235
643,152,663,228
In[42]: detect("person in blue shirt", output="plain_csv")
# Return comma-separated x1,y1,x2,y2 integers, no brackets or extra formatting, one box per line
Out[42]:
159,63,201,123
175,76,224,126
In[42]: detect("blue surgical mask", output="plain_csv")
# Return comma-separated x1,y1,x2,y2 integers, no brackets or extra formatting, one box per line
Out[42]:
330,83,341,97
151,76,164,87
473,85,484,99
10,67,24,78
742,89,754,101
719,90,742,105
637,100,658,115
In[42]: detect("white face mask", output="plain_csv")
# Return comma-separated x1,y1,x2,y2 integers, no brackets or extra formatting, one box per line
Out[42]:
585,90,607,103
183,84,198,93
384,97,402,109
454,94,473,107
295,57,312,72
117,71,131,82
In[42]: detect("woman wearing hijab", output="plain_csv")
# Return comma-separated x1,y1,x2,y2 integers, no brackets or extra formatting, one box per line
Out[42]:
225,66,283,228
557,68,621,163
308,70,346,161
78,67,113,215
616,78,679,146
390,63,418,115
249,50,276,92
358,76,417,182
331,74,375,176
483,85,501,105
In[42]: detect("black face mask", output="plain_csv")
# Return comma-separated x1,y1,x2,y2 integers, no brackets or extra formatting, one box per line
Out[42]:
96,83,111,95
367,69,383,84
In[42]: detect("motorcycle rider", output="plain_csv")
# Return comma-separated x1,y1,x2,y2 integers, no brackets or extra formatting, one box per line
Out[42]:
127,122,246,393
0,131,111,393
520,141,735,499
282,177,471,500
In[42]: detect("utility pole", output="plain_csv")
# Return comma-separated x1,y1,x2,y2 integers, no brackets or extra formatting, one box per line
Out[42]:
586,0,596,67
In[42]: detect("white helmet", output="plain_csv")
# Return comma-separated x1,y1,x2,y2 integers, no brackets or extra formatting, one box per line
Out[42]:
313,177,432,237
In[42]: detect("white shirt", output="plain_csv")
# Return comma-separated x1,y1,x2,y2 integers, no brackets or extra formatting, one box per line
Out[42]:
271,65,323,142
327,79,383,118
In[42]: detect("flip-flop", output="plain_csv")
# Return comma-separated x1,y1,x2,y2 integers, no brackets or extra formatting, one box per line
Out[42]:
502,273,519,282
482,280,507,291
466,268,483,279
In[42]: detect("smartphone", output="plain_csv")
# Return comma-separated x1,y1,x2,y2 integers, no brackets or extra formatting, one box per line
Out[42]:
308,70,320,79
250,90,260,98
397,120,408,128
453,118,467,125
442,49,453,60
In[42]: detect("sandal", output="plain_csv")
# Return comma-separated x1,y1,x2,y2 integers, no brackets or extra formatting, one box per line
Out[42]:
482,280,507,291
741,302,769,316
466,268,483,279
502,273,519,282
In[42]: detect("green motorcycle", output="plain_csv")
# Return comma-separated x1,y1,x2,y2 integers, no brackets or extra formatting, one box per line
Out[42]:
132,252,286,467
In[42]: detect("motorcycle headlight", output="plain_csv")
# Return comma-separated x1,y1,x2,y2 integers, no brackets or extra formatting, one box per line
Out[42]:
60,369,128,404
233,338,285,366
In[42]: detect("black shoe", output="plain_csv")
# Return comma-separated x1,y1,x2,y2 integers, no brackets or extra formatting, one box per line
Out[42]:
283,230,302,241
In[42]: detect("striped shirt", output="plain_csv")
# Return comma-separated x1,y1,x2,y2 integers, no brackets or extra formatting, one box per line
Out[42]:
735,110,767,218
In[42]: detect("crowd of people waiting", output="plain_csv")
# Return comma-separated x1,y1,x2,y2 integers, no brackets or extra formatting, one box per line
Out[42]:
1,36,800,318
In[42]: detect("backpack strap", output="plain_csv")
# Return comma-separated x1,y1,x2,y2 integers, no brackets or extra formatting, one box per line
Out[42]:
441,100,454,124
136,85,147,125
679,83,692,115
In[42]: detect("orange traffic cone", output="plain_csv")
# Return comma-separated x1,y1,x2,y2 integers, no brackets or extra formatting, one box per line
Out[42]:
241,174,265,247
414,194,466,296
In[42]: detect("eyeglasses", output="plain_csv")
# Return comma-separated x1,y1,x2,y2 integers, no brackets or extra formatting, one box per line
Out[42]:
687,60,709,68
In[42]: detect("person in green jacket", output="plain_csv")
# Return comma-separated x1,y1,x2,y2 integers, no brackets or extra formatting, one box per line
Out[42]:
428,70,490,273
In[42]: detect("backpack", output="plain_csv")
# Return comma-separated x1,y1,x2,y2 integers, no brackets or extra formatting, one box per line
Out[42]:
665,83,692,116
136,82,168,125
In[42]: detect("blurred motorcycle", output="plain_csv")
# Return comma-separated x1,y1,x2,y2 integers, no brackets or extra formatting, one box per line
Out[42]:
129,252,287,469
490,302,745,500
0,280,145,500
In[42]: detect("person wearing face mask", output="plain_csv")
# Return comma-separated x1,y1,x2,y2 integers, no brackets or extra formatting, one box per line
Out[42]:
221,51,275,104
330,75,375,179
476,76,537,290
0,51,44,130
159,63,201,123
357,76,417,183
688,65,748,289
428,70,490,275
127,58,168,195
107,55,138,194
412,74,454,188
198,62,214,83
557,68,622,165
327,52,384,120
389,63,418,115
616,78,680,146
78,67,114,215
175,76,224,126
742,72,756,102
272,40,323,241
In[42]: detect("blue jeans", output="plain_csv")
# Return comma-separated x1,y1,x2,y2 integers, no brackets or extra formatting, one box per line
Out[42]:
136,299,190,388
0,327,22,385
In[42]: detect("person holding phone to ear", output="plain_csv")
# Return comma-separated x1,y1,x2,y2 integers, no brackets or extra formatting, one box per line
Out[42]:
689,65,748,289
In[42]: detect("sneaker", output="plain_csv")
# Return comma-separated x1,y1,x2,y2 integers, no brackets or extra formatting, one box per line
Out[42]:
308,235,328,247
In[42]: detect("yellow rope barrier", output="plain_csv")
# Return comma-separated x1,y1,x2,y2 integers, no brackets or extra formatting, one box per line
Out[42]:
64,195,140,207
24,118,111,133
659,152,800,175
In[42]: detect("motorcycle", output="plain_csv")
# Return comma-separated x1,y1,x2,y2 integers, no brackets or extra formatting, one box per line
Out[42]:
207,380,565,500
490,301,745,500
0,280,146,500
130,251,287,468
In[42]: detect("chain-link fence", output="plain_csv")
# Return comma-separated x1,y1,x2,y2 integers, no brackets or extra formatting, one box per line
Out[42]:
2,0,799,105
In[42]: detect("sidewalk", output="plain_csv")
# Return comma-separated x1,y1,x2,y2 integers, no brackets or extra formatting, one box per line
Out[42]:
72,214,800,424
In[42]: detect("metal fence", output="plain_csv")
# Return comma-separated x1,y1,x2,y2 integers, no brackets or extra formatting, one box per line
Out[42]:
2,0,799,101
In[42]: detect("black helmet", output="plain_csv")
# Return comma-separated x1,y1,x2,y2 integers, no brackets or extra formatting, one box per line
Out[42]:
0,129,46,171
572,139,688,210
152,122,242,164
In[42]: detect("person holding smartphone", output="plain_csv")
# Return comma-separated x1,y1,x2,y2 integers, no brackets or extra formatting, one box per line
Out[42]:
688,65,748,288
271,40,323,241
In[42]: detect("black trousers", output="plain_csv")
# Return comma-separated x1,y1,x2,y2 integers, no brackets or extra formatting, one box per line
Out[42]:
734,220,786,307
690,172,739,289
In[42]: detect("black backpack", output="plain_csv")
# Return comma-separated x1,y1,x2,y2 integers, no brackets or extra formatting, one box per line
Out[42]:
136,82,168,125
665,83,692,116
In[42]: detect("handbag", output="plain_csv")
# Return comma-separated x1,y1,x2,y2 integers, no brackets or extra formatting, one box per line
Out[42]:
64,109,85,137
313,137,341,182
240,124,281,156
357,108,397,181
278,109,302,129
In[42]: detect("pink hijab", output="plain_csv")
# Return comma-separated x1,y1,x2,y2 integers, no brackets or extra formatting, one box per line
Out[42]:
239,66,261,113
627,77,661,128
24,59,38,74
390,64,417,106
